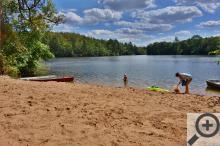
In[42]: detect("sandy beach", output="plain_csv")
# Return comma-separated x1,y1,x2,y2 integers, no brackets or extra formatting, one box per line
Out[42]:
0,76,220,146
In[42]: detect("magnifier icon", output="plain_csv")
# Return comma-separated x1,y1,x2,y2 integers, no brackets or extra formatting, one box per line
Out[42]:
188,113,220,146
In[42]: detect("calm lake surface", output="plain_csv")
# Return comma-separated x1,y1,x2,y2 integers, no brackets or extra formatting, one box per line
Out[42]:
46,55,220,96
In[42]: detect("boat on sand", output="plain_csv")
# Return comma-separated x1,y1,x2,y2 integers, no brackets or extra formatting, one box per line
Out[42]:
21,75,74,82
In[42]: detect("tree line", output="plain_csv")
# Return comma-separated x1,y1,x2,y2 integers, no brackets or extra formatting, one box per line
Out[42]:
43,32,145,57
44,33,220,57
145,35,220,55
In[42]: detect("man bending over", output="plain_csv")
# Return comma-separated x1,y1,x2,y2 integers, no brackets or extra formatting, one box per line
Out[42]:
176,72,192,94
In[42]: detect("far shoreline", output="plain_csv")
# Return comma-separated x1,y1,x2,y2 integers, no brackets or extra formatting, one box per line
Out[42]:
48,54,220,59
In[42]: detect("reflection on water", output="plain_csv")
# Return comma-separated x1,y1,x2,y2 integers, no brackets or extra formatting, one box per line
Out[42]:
206,87,220,95
46,55,220,96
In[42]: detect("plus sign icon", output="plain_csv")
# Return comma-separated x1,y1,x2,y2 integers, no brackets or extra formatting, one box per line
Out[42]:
187,113,220,146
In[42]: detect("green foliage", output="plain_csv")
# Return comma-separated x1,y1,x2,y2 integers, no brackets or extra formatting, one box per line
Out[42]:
209,50,220,55
44,33,220,57
146,35,220,55
1,0,62,77
0,53,5,74
43,32,142,57
5,66,20,77
34,61,50,76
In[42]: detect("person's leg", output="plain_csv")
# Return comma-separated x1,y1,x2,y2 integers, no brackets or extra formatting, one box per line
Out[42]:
124,80,128,87
185,79,192,94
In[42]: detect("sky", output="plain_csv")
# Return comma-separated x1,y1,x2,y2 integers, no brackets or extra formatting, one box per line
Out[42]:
52,0,220,46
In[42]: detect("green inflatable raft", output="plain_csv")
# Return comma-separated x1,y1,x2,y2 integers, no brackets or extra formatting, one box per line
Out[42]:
147,86,169,92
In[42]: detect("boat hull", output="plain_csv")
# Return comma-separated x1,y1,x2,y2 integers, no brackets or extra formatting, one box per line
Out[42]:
21,76,74,82
206,80,220,90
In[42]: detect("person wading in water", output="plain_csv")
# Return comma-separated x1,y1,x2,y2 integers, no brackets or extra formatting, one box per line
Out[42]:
123,74,128,87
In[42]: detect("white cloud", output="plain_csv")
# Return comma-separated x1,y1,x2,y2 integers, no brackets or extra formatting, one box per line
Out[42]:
174,30,192,40
86,28,151,46
113,6,201,33
53,24,78,32
148,36,175,44
132,6,202,24
83,8,122,24
88,29,113,35
198,20,220,28
114,21,173,32
116,28,144,35
175,30,191,36
61,8,122,25
98,0,156,11
88,28,144,36
59,11,83,24
174,0,220,13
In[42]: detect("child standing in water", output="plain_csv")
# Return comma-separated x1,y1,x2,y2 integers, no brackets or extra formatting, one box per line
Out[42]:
123,74,128,87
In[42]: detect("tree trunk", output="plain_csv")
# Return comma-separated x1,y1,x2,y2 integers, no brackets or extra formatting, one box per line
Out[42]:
0,1,5,74
0,1,4,48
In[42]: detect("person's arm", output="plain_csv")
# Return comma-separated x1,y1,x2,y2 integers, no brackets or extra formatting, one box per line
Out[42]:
177,79,181,86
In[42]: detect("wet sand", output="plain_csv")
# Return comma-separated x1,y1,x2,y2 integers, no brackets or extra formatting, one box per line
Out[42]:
0,76,219,146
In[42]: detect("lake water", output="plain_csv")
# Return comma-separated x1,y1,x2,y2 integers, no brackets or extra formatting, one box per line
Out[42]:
46,55,220,96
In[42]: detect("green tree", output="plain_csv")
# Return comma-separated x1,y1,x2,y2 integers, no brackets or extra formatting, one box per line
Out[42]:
1,0,62,76
175,36,179,42
145,35,220,55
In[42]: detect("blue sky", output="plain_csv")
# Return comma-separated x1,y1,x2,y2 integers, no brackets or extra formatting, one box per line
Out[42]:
52,0,220,46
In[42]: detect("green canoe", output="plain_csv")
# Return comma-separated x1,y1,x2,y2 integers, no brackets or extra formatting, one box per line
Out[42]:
147,86,169,92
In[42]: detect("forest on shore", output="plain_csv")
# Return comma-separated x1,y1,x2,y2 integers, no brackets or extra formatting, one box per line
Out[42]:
45,33,220,57
43,32,144,57
146,35,220,55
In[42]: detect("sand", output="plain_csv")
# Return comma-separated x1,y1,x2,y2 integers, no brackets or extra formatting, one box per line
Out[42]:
0,76,220,146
